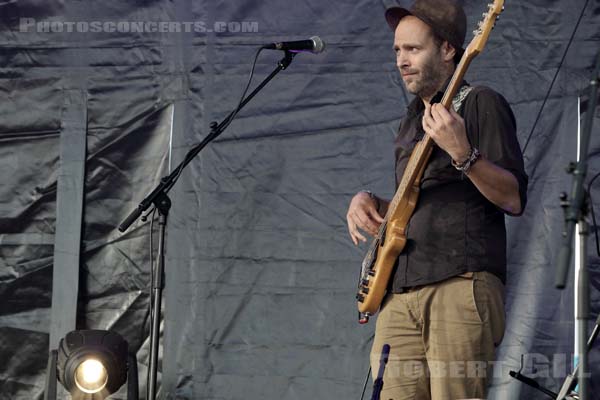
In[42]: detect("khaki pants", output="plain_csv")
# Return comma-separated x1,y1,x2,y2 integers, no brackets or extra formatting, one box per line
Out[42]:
370,271,505,400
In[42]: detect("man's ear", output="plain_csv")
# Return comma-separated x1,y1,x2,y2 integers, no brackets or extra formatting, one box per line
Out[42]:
442,41,456,63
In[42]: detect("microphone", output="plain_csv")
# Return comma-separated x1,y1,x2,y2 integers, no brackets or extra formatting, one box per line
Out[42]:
263,36,325,54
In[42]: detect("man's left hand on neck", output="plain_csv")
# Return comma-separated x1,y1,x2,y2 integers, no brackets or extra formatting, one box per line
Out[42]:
422,102,471,164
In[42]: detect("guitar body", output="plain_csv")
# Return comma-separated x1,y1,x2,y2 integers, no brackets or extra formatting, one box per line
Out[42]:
357,146,430,315
356,0,505,322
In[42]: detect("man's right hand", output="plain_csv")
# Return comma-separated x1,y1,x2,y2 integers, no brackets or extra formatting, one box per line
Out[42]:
346,191,385,246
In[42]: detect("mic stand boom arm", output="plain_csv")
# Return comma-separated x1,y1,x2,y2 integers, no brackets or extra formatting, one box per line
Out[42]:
118,50,296,233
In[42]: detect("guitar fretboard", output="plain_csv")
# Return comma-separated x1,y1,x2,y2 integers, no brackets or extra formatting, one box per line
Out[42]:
378,54,473,236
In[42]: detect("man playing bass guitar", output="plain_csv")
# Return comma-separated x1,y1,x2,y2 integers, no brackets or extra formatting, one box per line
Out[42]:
346,0,528,398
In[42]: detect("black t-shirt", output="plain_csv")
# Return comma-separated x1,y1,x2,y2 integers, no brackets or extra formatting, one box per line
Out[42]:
392,85,528,291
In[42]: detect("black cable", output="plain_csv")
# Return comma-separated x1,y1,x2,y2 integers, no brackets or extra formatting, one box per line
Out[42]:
521,0,590,156
140,208,157,348
219,46,265,133
589,192,599,256
360,366,371,400
168,46,265,189
587,171,600,257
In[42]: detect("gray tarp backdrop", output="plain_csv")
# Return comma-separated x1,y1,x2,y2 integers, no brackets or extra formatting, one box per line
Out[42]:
1,0,599,399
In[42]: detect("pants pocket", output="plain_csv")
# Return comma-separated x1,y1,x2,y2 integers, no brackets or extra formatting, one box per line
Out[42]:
476,272,506,346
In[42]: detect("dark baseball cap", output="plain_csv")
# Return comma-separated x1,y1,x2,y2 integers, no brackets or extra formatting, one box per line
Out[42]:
385,0,467,53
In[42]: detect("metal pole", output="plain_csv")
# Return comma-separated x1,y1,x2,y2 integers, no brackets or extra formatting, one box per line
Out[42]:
575,219,589,400
148,196,170,400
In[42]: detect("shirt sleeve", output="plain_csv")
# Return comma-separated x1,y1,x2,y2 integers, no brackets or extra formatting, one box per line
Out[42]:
464,86,529,216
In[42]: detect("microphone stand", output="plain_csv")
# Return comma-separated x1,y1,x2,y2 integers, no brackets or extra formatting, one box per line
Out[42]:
509,314,600,399
554,50,600,400
117,50,297,400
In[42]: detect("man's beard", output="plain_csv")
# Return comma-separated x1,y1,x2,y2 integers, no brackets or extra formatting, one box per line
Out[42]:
403,51,446,100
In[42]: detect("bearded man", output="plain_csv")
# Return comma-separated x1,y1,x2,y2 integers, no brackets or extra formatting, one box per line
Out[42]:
346,1,528,398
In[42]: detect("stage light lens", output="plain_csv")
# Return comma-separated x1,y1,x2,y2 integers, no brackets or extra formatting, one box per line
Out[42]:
57,330,128,397
74,359,108,394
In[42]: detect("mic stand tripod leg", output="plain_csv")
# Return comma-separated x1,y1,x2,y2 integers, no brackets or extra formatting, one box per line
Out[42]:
556,311,600,400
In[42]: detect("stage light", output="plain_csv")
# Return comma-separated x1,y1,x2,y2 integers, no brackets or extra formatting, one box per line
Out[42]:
44,329,138,400
74,359,108,393
57,330,127,398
